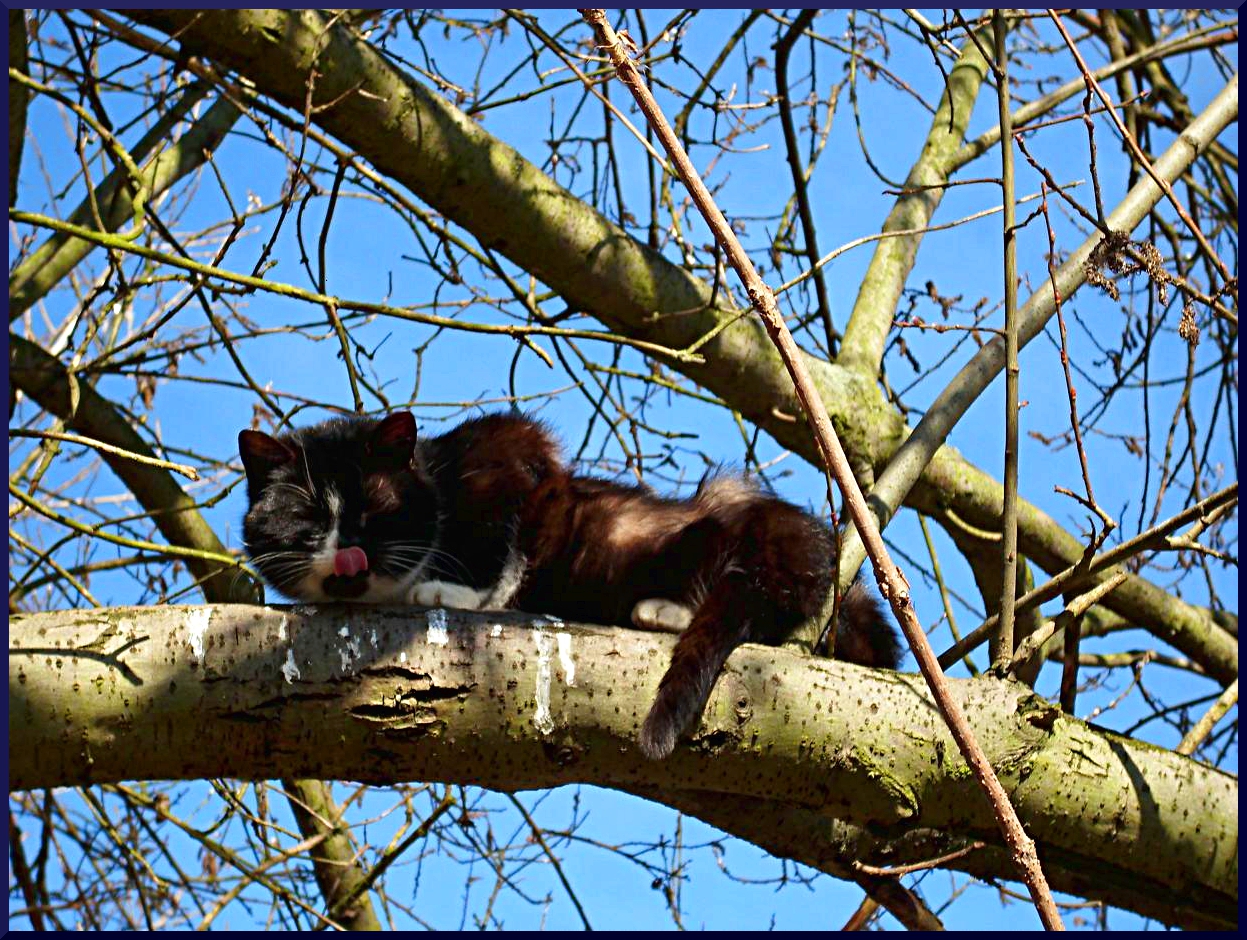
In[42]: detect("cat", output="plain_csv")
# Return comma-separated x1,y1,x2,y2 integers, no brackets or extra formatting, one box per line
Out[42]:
239,411,901,760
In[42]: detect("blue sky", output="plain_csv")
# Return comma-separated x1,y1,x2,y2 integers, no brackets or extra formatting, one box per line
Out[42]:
8,8,1237,930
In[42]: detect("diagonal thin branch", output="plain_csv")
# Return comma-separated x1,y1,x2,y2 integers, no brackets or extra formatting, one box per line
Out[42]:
579,8,1065,930
8,83,241,319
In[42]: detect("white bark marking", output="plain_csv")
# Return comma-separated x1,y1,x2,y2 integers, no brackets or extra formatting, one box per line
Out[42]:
337,624,360,672
282,648,301,683
427,608,449,645
186,608,211,663
556,632,576,687
532,628,554,734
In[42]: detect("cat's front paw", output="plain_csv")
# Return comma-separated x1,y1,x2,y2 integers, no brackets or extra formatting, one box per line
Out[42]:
631,598,693,634
410,580,488,610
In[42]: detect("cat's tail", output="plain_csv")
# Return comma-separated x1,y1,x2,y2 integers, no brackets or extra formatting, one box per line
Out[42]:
638,585,752,761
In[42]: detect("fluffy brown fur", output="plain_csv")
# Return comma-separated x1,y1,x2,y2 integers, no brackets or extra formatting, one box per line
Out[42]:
510,466,900,759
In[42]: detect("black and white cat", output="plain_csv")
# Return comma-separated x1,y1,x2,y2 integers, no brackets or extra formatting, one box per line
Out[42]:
239,411,900,758
238,412,555,607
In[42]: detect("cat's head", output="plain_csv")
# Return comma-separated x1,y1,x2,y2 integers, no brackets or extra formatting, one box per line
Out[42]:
238,412,440,603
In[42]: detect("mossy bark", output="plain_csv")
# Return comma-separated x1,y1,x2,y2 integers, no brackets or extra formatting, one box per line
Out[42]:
9,603,1236,929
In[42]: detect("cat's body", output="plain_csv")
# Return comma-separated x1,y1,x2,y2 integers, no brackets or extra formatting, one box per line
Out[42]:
240,411,900,759
508,465,900,757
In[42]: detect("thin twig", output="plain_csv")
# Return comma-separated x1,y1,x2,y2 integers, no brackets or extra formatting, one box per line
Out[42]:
938,483,1237,668
1175,679,1238,757
9,482,248,571
775,185,1078,297
852,839,987,877
9,211,705,365
994,11,1021,667
1047,10,1234,290
505,795,593,931
10,428,200,481
1001,571,1130,678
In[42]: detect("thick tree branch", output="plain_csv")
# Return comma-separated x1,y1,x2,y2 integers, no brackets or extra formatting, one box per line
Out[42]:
837,22,992,375
8,603,1236,930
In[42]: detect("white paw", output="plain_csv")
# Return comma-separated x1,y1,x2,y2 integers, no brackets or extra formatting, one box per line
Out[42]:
410,580,487,610
631,598,693,634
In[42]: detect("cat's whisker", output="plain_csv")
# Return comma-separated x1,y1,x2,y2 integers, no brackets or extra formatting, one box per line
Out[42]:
298,445,320,502
246,549,306,562
246,552,316,582
384,544,474,581
269,482,315,504
247,552,313,570
376,550,450,580
261,560,313,576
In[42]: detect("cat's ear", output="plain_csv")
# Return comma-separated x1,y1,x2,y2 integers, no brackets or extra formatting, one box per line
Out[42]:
367,412,417,469
239,430,296,486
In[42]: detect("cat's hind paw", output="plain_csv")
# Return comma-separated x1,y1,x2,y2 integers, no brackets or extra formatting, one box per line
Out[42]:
631,598,693,634
410,580,488,610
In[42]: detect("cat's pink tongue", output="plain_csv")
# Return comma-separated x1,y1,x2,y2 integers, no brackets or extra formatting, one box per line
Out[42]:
333,546,369,577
